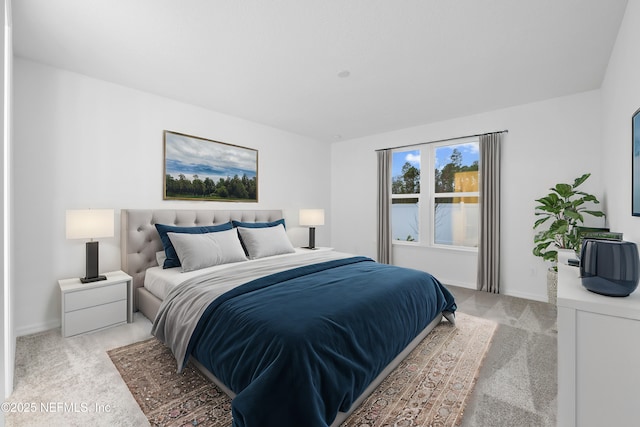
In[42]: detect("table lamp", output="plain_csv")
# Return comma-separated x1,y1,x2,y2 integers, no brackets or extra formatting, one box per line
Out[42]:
66,209,114,283
299,209,324,249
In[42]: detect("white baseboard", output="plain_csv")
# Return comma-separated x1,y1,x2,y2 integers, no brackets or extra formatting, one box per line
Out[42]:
16,320,60,337
442,280,548,303
501,289,548,303
439,279,476,290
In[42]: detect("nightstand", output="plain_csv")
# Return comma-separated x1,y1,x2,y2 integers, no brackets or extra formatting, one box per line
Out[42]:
58,270,133,337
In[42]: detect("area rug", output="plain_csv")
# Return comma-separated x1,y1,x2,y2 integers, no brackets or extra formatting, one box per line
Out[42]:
108,312,496,427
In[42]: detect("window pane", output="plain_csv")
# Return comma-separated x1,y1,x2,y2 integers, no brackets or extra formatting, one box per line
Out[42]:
434,142,479,193
434,197,478,247
392,150,420,194
392,198,419,242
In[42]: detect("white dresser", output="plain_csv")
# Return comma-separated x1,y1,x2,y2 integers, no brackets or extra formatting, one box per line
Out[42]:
557,252,640,427
58,270,133,337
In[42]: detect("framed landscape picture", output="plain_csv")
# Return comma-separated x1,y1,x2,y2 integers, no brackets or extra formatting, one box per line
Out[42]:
633,108,640,215
163,130,258,202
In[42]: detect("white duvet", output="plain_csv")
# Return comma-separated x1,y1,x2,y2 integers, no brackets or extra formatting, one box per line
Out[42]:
144,248,333,300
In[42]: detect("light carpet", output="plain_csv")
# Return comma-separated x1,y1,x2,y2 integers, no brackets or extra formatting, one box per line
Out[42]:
107,312,496,427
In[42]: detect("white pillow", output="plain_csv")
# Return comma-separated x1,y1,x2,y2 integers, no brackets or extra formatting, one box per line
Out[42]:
237,224,295,259
155,250,167,266
167,228,247,272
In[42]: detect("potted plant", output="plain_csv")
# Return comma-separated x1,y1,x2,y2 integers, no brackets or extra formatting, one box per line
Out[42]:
532,173,605,304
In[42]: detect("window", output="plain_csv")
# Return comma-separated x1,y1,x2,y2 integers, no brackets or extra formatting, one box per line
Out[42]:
433,141,479,247
391,139,479,249
391,150,420,242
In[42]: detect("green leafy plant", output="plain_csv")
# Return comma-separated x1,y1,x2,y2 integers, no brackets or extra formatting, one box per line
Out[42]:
533,173,605,267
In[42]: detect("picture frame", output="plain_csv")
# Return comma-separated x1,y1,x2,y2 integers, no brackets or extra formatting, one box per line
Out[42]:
163,130,258,202
633,108,640,215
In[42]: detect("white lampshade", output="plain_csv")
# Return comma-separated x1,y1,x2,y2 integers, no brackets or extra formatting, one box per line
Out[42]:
66,209,114,240
299,209,325,227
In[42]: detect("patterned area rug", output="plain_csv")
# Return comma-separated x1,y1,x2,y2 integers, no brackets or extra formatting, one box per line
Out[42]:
108,312,496,427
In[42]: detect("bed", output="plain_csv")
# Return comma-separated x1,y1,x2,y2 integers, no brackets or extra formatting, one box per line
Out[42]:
120,209,456,427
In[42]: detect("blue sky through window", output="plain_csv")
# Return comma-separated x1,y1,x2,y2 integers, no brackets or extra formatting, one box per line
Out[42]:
392,150,420,178
392,142,479,179
435,142,479,170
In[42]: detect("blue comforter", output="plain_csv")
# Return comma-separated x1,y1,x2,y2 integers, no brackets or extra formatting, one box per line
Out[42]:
188,256,456,427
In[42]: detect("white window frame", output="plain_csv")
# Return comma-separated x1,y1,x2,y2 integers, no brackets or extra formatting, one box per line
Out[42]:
390,148,422,245
391,137,480,251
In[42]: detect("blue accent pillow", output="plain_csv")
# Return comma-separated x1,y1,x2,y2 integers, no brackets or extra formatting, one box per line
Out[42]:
155,222,233,269
231,219,286,229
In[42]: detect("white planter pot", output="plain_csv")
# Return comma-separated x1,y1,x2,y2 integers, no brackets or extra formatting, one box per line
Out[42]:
549,248,578,305
547,267,557,305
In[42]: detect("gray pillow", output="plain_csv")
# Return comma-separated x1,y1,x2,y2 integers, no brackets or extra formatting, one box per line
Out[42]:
167,228,247,272
237,224,295,259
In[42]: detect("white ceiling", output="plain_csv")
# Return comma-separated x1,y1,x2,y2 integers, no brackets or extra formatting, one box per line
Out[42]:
12,0,629,142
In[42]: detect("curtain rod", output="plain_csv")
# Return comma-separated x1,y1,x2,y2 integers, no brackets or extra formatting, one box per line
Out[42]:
374,129,508,152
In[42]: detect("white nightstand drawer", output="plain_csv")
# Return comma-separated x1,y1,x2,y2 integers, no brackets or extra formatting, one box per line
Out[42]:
64,299,127,337
64,282,126,312
59,271,133,337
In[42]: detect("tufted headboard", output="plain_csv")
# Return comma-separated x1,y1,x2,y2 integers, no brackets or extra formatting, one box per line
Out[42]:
120,209,284,310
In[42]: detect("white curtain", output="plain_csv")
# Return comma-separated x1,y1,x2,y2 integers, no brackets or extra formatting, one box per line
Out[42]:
377,150,392,264
477,132,502,293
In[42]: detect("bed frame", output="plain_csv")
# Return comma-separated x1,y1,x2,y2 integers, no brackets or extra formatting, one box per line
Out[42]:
120,209,284,320
120,208,448,426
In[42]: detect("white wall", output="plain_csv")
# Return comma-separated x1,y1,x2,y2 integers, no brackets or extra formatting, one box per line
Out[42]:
12,58,331,335
0,2,5,414
601,0,640,242
1,0,11,413
331,90,604,301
